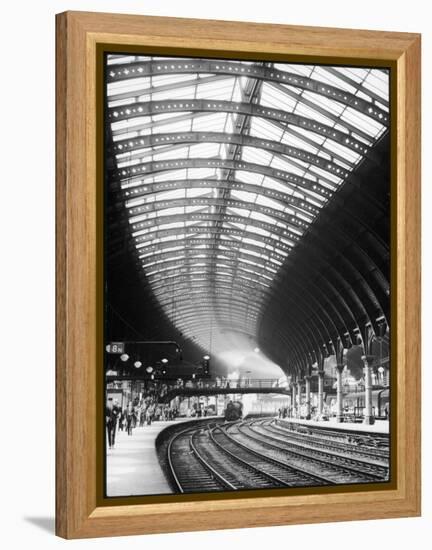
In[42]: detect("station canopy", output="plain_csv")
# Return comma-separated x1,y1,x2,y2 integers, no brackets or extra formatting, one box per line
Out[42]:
106,55,389,356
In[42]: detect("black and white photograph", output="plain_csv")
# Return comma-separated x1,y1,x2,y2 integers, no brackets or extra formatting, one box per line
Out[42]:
104,53,391,498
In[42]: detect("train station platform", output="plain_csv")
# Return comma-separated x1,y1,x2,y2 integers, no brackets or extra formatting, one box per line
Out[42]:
106,420,181,497
106,417,217,497
277,416,389,435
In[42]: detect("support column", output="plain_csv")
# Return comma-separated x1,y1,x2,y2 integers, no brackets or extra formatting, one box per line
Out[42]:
362,355,375,425
291,383,296,418
384,366,390,387
317,370,324,415
297,381,302,417
305,375,311,420
336,364,344,423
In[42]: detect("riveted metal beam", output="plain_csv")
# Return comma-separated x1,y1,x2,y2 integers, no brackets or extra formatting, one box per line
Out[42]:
108,98,371,155
156,294,262,312
147,269,276,292
140,249,281,274
138,237,288,264
165,308,259,325
112,131,351,178
116,157,333,203
142,258,276,282
321,66,389,108
130,204,305,243
106,60,388,124
154,286,268,306
131,214,297,244
124,181,316,224
108,74,232,103
267,80,378,144
131,203,388,312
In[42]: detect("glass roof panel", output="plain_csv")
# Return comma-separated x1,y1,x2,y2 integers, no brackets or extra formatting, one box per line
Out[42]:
106,54,389,345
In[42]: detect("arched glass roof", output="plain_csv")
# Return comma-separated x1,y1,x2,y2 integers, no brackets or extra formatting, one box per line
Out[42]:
106,55,389,353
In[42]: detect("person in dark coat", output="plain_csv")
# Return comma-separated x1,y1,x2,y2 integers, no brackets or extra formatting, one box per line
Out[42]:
106,398,120,449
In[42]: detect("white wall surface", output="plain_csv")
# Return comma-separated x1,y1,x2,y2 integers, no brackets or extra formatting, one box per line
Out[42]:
0,0,430,547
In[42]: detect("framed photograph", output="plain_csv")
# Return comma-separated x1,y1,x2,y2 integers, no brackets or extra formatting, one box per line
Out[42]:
56,11,421,539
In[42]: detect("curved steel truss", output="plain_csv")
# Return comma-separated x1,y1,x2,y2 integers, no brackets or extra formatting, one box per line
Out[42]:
106,53,390,374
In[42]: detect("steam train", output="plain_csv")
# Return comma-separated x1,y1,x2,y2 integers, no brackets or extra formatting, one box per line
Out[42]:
224,400,243,421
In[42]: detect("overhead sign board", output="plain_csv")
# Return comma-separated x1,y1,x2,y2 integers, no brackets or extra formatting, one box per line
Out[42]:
105,342,125,354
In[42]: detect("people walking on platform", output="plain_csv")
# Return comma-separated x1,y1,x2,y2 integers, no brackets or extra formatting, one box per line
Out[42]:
118,410,125,431
146,405,153,426
106,397,120,449
126,401,135,436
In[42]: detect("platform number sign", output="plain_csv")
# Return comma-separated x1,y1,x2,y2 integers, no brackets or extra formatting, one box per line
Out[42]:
105,342,125,354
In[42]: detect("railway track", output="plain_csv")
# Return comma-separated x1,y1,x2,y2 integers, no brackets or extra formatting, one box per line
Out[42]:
230,422,389,483
165,417,389,493
274,419,390,455
167,425,233,493
249,419,390,466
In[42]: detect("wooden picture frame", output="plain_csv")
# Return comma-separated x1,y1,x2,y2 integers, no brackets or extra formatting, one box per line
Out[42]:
56,10,421,539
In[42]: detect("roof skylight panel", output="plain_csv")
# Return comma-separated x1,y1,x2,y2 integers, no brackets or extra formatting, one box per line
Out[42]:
107,58,392,343
239,247,267,259
278,131,319,154
186,187,216,198
230,189,258,203
260,82,298,111
184,167,217,179
225,115,235,134
111,117,152,135
149,117,197,134
290,124,327,146
255,194,285,210
107,54,137,64
151,73,199,86
248,210,281,225
322,139,362,164
241,146,274,166
236,259,275,276
195,79,236,100
235,170,265,186
249,117,284,141
260,177,294,194
298,89,347,118
107,76,151,95
115,112,207,136
153,188,187,201
125,197,146,209
129,211,156,225
232,78,243,103
183,204,211,214
192,112,229,132
109,96,148,109
340,107,386,138
222,221,246,231
242,237,268,249
269,155,308,176
311,66,360,95
310,166,343,186
152,146,190,161
154,206,187,217
226,206,250,218
273,63,314,77
361,71,389,102
151,86,197,101
143,254,186,268
186,142,221,158
293,98,341,127
140,245,184,258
